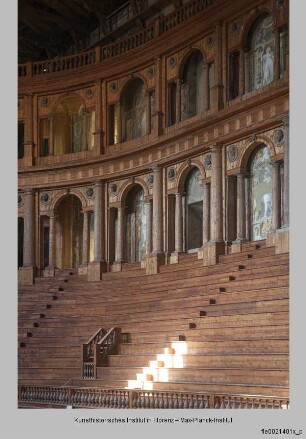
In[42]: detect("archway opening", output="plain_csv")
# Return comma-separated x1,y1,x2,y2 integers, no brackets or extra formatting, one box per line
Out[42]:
181,51,204,120
125,185,146,262
249,144,273,241
121,78,146,142
55,195,83,268
184,168,203,252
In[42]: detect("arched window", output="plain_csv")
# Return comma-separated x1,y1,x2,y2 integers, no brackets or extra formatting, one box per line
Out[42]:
246,14,275,92
125,185,146,262
122,78,146,141
184,168,203,251
181,51,205,120
249,145,273,241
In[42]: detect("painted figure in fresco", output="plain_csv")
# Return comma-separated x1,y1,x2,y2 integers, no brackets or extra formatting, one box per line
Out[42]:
262,46,274,85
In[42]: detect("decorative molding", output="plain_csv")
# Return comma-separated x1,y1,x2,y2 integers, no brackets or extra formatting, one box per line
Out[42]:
18,194,23,207
276,0,285,8
86,88,94,99
227,144,238,162
147,67,155,79
273,129,284,146
169,57,177,69
109,82,117,93
167,167,176,181
41,97,50,107
147,174,154,188
109,183,118,196
229,21,238,35
85,187,94,199
206,36,214,48
204,153,212,170
40,192,51,205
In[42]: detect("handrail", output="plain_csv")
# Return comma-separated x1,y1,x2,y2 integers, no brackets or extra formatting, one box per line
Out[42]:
18,385,289,409
18,0,215,77
82,327,121,379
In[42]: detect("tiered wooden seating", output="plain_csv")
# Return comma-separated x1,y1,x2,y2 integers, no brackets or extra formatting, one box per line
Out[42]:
18,240,289,403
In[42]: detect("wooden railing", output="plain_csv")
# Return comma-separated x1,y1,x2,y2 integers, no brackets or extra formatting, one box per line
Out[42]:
101,24,155,60
82,327,121,379
18,0,215,76
18,385,289,409
160,0,213,33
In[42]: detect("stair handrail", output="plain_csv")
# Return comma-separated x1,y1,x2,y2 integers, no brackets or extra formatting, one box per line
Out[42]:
82,327,107,362
96,327,122,366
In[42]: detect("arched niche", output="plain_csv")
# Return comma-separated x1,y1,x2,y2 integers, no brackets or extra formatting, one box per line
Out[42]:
54,194,83,268
248,144,273,241
184,167,203,252
245,13,275,92
121,78,147,141
181,50,205,120
124,185,146,262
53,95,95,155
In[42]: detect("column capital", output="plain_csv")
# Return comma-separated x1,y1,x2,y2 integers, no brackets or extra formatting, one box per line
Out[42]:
95,79,102,86
272,160,282,168
210,143,222,152
151,164,163,173
24,188,35,195
93,180,103,187
282,115,289,126
236,172,246,178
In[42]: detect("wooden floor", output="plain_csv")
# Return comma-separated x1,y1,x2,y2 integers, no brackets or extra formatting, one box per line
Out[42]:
18,240,289,406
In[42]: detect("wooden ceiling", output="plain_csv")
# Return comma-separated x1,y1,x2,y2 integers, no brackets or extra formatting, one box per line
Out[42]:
18,0,128,63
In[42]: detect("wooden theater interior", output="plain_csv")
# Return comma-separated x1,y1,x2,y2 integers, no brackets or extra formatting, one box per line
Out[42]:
18,0,289,409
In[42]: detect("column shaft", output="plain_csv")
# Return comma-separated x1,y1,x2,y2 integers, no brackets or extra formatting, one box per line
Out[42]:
175,193,183,253
116,206,125,262
204,64,210,111
239,49,245,96
210,145,223,242
23,189,35,267
176,79,181,123
93,181,105,261
48,214,55,267
203,184,210,244
236,173,246,241
152,167,163,253
82,211,89,265
282,117,289,228
49,117,54,155
146,93,151,135
272,161,281,232
146,200,152,255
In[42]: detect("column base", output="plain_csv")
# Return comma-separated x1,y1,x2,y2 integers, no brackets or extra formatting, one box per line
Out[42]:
169,251,184,264
146,253,165,274
87,260,107,281
275,228,289,254
43,267,55,277
231,239,247,254
18,266,36,285
78,264,88,275
111,262,123,272
203,241,225,266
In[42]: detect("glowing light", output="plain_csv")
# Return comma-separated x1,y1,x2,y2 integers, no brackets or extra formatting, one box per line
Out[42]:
171,341,188,354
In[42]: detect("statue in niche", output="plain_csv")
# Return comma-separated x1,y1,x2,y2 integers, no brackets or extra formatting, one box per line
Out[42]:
262,46,274,85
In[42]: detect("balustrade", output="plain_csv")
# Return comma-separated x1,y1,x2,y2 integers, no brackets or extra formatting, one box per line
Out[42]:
19,385,289,409
18,0,215,76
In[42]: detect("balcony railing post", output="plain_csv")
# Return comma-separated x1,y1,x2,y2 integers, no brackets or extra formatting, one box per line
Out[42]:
209,392,215,408
129,390,134,408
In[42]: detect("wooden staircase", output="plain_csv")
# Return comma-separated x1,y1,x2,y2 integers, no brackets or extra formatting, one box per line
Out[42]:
18,240,289,408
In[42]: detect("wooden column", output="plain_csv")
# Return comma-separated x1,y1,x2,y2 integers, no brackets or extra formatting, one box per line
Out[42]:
282,116,289,228
203,64,210,111
24,94,34,166
202,183,210,244
235,173,246,242
210,144,223,242
82,211,89,265
152,166,163,254
23,189,35,267
93,181,105,261
117,101,122,143
176,78,181,123
239,48,245,96
146,200,152,255
272,161,281,232
48,214,56,268
153,56,163,135
174,193,183,253
49,117,54,155
94,80,104,154
82,110,88,151
115,206,125,262
146,92,151,135
274,28,280,81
